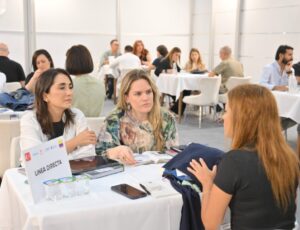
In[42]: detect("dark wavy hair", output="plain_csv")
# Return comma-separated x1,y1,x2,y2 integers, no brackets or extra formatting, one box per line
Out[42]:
275,45,293,61
34,68,75,137
156,45,168,57
31,49,54,71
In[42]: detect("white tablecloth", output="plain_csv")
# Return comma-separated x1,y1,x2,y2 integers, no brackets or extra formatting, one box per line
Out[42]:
0,164,182,230
156,73,209,100
0,108,24,120
272,91,300,123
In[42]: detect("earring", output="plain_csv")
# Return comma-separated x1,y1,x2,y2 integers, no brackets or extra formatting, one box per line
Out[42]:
127,103,131,111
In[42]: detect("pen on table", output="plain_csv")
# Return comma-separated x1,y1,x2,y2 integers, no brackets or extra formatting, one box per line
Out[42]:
139,183,151,195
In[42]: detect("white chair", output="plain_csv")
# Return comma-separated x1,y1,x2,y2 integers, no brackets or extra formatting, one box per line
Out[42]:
183,77,221,127
5,82,22,93
86,117,105,134
219,76,252,104
0,72,6,93
10,136,20,168
0,120,20,177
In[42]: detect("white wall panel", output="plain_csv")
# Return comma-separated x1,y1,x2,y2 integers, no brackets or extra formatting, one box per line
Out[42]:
213,0,239,12
35,0,116,34
195,0,211,13
0,0,23,31
214,12,236,34
241,6,300,34
0,1,25,71
193,13,211,34
243,0,300,10
120,0,190,34
192,0,211,68
240,34,300,58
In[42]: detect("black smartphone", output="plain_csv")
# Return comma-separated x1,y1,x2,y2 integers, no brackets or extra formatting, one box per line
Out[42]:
111,184,147,199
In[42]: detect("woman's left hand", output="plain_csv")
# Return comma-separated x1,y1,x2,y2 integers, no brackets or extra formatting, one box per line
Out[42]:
187,158,217,190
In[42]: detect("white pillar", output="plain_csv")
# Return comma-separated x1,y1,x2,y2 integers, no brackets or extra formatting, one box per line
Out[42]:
23,0,36,74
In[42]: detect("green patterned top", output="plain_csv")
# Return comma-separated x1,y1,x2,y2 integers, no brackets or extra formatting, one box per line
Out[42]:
96,108,179,154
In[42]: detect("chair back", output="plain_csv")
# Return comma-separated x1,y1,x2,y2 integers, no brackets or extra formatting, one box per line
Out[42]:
197,77,222,105
5,82,22,93
0,120,20,176
86,117,105,135
10,136,20,168
226,76,252,91
0,72,6,93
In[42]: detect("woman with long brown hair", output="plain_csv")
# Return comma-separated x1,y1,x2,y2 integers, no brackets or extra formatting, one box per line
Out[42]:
96,69,178,164
20,68,97,160
133,40,152,67
188,84,299,230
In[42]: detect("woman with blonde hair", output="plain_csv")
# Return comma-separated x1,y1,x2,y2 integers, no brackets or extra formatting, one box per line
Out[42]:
188,84,299,230
184,48,206,73
96,69,178,164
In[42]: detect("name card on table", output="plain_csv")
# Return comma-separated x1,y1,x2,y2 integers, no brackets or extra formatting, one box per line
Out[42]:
22,137,72,203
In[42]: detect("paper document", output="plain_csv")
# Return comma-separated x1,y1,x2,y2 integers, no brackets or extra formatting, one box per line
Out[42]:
134,151,172,166
140,180,178,198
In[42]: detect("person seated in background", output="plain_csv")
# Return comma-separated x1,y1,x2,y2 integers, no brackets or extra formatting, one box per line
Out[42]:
150,45,168,70
209,46,243,94
293,60,300,83
20,68,96,160
110,45,141,78
155,47,190,115
188,84,299,230
99,39,121,99
66,44,105,117
133,40,152,67
260,45,293,91
155,47,181,76
25,49,54,93
96,69,178,165
0,42,26,87
260,46,296,133
184,48,207,73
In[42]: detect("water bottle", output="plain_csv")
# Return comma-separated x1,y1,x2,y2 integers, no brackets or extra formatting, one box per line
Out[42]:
288,69,298,94
173,62,178,74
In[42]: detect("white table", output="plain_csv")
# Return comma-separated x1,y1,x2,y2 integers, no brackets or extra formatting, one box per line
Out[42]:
0,108,24,120
156,73,209,100
156,73,209,122
0,164,182,230
272,91,300,123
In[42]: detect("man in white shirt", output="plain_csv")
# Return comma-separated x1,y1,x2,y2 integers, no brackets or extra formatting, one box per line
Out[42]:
110,45,141,78
260,45,294,91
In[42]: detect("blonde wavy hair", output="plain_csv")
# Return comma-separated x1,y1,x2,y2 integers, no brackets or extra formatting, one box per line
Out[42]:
117,69,164,150
228,84,299,211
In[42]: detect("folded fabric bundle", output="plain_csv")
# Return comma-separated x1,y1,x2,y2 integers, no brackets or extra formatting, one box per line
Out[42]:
163,143,225,230
0,88,34,111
